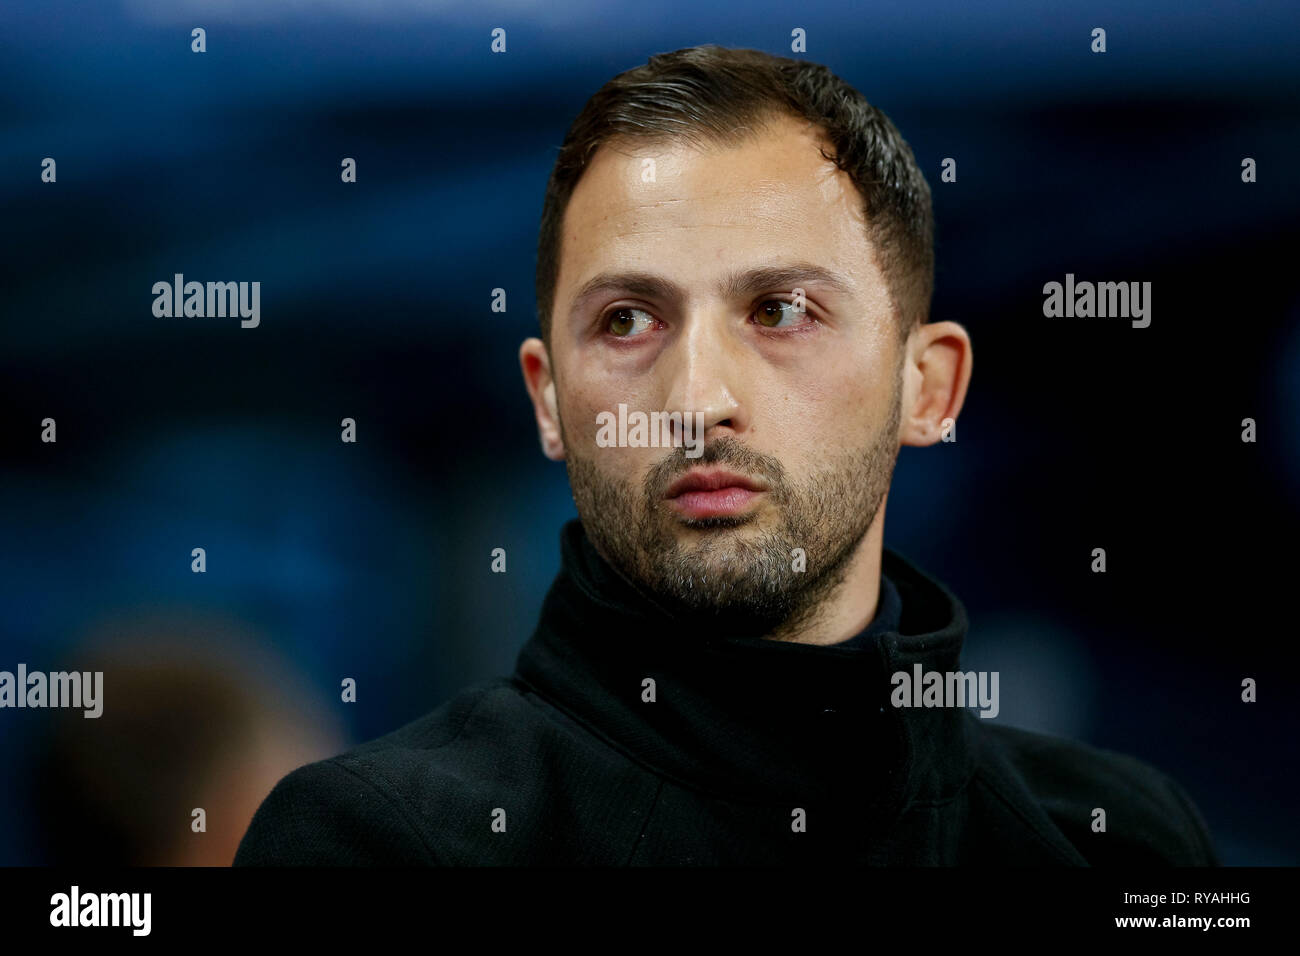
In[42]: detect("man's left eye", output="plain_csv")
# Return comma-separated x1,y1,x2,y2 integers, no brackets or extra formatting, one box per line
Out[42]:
754,299,806,328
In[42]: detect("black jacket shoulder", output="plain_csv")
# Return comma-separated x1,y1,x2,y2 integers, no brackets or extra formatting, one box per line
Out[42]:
234,678,512,866
972,719,1219,865
235,678,1219,866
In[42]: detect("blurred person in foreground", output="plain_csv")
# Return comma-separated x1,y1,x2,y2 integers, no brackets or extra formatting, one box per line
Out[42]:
33,624,342,865
236,45,1217,866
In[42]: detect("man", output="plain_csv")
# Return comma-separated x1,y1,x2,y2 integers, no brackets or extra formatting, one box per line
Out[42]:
235,45,1217,866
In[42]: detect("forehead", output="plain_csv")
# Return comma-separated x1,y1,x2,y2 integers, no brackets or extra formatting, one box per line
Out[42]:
554,113,882,304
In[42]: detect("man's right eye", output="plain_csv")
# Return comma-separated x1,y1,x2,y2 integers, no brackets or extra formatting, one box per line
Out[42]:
605,308,655,337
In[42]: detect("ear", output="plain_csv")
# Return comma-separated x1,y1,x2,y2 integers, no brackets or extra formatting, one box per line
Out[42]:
899,321,973,447
519,337,565,460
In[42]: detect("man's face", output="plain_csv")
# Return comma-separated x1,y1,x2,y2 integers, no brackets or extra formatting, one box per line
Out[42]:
546,112,905,633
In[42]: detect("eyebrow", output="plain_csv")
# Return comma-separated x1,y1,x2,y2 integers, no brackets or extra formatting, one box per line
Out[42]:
570,263,855,315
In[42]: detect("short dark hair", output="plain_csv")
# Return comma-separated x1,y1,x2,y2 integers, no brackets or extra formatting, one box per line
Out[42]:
535,44,934,346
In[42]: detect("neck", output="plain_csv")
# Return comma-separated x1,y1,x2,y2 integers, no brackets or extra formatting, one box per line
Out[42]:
517,513,973,810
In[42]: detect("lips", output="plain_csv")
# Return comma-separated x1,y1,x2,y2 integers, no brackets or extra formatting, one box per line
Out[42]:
664,469,767,520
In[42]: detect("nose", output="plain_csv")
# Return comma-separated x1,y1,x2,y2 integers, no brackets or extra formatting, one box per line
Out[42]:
660,306,748,443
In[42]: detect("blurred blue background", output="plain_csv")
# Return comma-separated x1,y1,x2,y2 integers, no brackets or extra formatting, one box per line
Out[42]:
1,0,1297,865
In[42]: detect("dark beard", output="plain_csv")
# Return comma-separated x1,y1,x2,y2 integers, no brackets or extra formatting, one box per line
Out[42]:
562,382,902,640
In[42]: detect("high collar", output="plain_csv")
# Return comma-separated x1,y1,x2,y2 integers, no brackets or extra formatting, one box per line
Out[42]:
513,520,977,821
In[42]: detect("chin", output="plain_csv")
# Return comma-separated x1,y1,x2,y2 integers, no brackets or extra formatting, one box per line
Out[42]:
674,513,758,532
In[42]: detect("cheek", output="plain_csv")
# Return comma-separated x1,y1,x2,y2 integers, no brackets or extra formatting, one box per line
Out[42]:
558,376,612,447
561,383,668,482
758,345,896,452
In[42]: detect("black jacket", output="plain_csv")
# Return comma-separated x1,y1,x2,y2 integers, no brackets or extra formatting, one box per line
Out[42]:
234,520,1219,866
